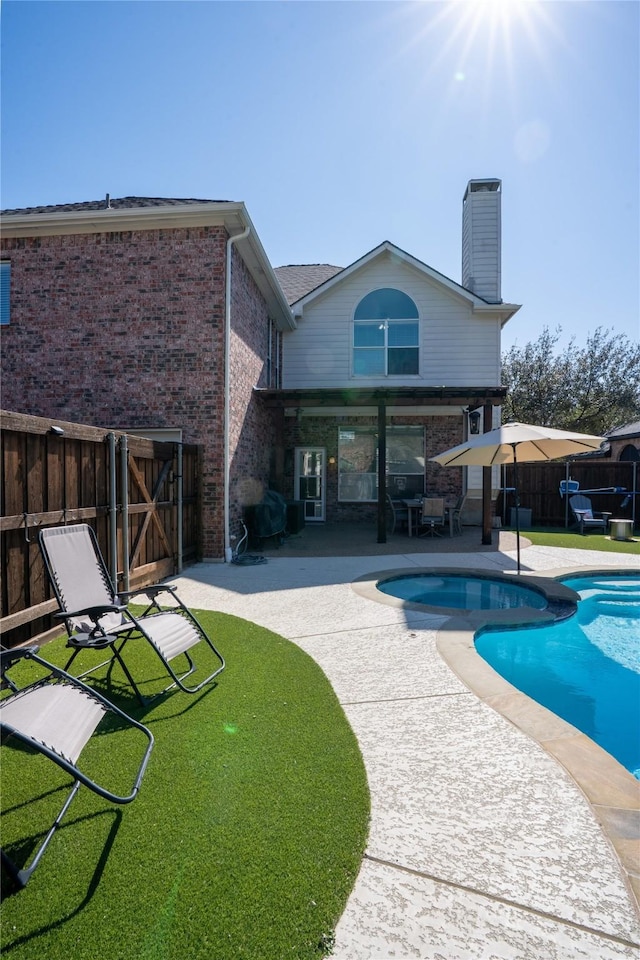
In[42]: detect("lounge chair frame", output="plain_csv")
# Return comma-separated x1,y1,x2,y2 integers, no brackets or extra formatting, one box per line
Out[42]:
0,645,153,888
39,523,225,705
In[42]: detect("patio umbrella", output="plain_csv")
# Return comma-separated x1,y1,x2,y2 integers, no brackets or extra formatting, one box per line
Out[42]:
429,421,605,572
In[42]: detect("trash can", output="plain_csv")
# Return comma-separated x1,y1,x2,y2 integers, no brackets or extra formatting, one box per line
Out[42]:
510,507,532,528
286,500,305,534
609,518,634,541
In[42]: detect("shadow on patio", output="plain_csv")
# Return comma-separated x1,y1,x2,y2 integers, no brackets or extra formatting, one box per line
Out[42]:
250,522,521,558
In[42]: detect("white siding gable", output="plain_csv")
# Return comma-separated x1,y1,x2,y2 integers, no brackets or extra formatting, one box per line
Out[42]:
282,250,503,389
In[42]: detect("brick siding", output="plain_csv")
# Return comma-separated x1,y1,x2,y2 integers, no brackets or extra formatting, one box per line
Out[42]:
1,226,273,559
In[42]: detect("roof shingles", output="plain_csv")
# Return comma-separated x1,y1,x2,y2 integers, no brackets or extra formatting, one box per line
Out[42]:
274,264,343,305
1,197,231,216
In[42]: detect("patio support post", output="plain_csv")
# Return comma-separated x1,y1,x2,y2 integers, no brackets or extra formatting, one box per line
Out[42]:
512,443,522,573
377,399,387,543
481,401,493,545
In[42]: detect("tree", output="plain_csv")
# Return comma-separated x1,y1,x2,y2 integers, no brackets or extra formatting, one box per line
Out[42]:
501,327,640,435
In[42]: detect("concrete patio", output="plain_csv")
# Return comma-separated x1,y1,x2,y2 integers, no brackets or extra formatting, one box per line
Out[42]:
168,537,640,959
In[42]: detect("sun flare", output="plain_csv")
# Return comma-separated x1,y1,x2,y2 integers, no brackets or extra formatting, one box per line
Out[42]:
386,0,561,122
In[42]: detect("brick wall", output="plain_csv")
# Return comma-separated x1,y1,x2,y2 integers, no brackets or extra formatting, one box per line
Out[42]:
227,250,279,547
1,226,274,559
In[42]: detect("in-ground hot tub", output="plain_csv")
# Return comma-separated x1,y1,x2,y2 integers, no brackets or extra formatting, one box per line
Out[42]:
350,567,580,624
377,572,548,611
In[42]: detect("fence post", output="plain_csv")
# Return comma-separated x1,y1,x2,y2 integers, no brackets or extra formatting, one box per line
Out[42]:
177,442,183,574
108,432,118,586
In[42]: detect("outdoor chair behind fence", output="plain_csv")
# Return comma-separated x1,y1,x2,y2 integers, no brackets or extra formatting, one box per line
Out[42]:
569,494,609,535
39,523,225,704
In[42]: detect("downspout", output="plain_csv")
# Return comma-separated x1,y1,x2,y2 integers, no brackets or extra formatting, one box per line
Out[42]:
224,225,250,562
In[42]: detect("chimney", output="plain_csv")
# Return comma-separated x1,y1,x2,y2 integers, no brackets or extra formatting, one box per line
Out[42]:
461,179,502,303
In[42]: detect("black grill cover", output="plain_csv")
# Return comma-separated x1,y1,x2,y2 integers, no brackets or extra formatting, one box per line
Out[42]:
246,490,287,539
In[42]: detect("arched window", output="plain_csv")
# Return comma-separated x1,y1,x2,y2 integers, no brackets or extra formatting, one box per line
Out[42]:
620,443,640,462
353,288,419,376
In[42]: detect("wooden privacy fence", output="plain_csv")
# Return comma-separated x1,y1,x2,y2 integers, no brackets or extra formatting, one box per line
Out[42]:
498,459,639,529
1,411,200,649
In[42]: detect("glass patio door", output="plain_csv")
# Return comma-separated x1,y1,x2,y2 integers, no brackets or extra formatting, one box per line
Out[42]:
294,447,326,522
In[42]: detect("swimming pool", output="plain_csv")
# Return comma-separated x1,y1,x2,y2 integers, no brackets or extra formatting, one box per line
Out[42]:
377,573,548,612
475,575,640,779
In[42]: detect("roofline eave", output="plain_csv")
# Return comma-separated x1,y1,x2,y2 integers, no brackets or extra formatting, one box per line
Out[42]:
1,200,295,331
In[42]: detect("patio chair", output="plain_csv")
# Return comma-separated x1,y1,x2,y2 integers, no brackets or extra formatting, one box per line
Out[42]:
418,498,446,537
569,495,609,535
450,495,466,536
39,523,225,705
0,645,153,888
386,494,409,534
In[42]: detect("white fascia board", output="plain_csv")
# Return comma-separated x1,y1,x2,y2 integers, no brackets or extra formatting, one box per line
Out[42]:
232,209,296,331
0,201,247,236
1,201,294,331
292,240,509,314
472,302,521,325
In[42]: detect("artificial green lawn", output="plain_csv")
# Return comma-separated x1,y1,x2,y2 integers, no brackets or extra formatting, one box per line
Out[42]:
515,526,639,556
1,611,370,959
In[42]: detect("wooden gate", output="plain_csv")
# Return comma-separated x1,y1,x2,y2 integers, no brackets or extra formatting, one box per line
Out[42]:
1,411,200,648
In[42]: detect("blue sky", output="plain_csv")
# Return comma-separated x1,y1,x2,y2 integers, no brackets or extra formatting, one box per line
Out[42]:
2,0,638,351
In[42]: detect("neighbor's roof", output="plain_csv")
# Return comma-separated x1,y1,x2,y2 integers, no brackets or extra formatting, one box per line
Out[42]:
607,421,640,440
0,196,232,216
274,264,344,305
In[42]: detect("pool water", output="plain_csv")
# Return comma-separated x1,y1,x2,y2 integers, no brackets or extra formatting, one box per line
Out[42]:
475,576,640,779
377,574,547,611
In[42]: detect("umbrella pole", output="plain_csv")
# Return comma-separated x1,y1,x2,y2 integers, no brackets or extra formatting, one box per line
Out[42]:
513,444,521,573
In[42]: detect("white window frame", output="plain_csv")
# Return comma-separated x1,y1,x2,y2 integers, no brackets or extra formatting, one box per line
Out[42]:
352,288,420,378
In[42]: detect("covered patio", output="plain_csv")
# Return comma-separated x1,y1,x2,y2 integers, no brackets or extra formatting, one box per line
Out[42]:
248,518,519,558
256,385,507,545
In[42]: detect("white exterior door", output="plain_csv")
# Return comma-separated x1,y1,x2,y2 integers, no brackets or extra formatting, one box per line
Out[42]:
294,447,326,522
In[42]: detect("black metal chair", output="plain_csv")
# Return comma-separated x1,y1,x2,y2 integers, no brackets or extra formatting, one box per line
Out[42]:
386,494,409,534
450,495,466,536
1,645,153,888
39,523,225,704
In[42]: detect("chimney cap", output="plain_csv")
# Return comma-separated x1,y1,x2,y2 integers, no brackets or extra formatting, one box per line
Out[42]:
464,179,501,200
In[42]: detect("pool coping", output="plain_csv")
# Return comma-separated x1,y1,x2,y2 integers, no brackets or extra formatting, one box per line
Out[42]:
351,564,640,918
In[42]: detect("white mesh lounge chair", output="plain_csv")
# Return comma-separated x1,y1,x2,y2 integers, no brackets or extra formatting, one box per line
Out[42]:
39,523,225,704
0,645,153,888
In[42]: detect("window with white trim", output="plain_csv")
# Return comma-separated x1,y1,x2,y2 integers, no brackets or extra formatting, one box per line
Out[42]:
353,288,419,376
0,262,10,326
